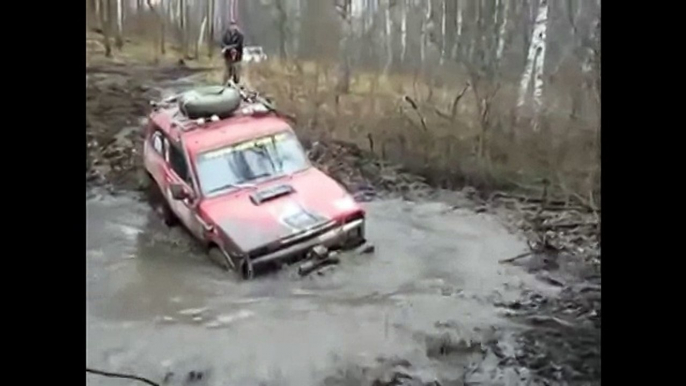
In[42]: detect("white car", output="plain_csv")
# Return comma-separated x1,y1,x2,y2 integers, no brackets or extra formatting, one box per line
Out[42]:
243,46,268,63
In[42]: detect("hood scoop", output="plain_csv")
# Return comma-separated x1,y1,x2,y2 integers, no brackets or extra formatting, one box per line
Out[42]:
250,184,295,205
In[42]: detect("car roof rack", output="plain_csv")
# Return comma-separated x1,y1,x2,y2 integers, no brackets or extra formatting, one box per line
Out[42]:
150,81,296,133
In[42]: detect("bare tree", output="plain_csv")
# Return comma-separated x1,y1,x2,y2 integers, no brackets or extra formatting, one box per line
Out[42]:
451,0,463,60
179,0,188,57
517,0,550,126
400,0,407,63
495,0,510,60
114,0,124,50
207,0,215,57
99,0,113,57
383,0,393,74
335,0,353,94
440,0,447,64
274,0,289,59
146,0,166,55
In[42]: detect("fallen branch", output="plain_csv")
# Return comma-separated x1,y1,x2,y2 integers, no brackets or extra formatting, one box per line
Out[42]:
526,315,576,329
499,251,534,264
539,221,599,231
489,191,581,208
86,367,160,386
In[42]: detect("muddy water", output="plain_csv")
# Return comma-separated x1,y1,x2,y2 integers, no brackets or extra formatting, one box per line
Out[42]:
86,189,557,386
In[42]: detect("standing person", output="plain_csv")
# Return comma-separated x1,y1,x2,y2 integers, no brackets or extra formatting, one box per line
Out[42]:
221,20,244,84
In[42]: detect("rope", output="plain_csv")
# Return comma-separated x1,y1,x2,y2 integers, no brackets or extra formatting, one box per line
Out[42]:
86,367,160,386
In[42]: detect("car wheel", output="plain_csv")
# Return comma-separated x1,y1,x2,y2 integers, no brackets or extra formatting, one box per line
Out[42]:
145,174,179,227
207,247,233,271
160,201,179,227
144,173,162,206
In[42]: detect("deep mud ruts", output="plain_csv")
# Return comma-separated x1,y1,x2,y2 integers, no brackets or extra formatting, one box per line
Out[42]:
86,62,600,386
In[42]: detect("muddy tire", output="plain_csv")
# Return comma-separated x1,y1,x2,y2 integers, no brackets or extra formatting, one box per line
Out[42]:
207,247,233,271
160,201,179,227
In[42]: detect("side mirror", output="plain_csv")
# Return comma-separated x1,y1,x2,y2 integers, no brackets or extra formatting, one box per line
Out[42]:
170,184,190,200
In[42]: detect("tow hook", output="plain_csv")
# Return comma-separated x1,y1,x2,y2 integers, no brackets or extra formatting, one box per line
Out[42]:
298,245,340,277
355,242,375,255
240,256,254,280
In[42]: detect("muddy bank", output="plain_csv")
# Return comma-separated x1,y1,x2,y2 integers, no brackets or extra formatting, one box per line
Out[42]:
85,62,600,386
86,63,207,190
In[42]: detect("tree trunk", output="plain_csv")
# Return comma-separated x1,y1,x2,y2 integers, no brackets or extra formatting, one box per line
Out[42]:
383,0,393,74
207,0,215,57
146,0,165,55
517,0,549,121
452,0,463,60
420,0,431,64
197,17,207,59
180,0,187,57
400,0,407,63
95,0,101,25
440,0,447,65
100,0,112,57
496,0,510,60
336,0,353,94
276,0,288,60
293,0,302,56
114,0,124,50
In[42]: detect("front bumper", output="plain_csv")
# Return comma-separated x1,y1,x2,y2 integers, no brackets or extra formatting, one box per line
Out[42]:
250,219,365,266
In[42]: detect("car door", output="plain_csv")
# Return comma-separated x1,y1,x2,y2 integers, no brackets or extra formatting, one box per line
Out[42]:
144,127,168,188
164,141,206,241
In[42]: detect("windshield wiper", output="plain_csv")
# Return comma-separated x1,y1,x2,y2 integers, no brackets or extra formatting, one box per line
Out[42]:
207,182,257,194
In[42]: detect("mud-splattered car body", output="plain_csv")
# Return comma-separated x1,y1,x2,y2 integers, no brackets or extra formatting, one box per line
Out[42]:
143,96,366,278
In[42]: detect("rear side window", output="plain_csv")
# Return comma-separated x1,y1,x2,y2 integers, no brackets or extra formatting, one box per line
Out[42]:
151,131,165,155
169,144,191,183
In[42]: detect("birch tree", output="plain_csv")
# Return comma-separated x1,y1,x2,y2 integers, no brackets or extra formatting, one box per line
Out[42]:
517,0,550,123
383,0,393,74
207,0,215,57
440,0,447,64
400,0,407,63
420,0,432,64
451,0,463,60
495,0,510,60
114,0,124,49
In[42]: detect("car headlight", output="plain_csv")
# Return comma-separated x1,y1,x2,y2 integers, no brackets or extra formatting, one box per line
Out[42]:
334,196,357,211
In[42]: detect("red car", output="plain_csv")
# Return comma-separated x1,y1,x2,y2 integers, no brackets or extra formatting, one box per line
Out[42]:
143,87,367,279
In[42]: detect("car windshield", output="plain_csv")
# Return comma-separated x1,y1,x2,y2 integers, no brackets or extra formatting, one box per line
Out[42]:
195,131,310,196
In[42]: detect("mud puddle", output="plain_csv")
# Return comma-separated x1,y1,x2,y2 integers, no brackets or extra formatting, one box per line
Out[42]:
86,65,599,385
86,190,552,386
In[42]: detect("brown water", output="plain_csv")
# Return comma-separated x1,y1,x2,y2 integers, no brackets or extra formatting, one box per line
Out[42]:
86,188,559,386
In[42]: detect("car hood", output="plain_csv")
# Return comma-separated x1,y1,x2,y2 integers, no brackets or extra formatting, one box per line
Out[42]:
199,168,356,253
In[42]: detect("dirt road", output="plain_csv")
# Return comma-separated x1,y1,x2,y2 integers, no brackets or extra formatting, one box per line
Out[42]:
85,63,600,386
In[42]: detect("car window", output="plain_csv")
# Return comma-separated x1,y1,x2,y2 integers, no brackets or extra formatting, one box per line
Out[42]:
151,131,165,155
168,143,191,184
195,131,310,196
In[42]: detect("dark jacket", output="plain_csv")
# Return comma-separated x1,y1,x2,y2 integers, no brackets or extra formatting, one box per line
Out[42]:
222,28,244,61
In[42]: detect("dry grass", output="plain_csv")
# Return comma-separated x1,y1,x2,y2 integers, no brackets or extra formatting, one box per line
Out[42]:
87,32,600,201
235,61,599,200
